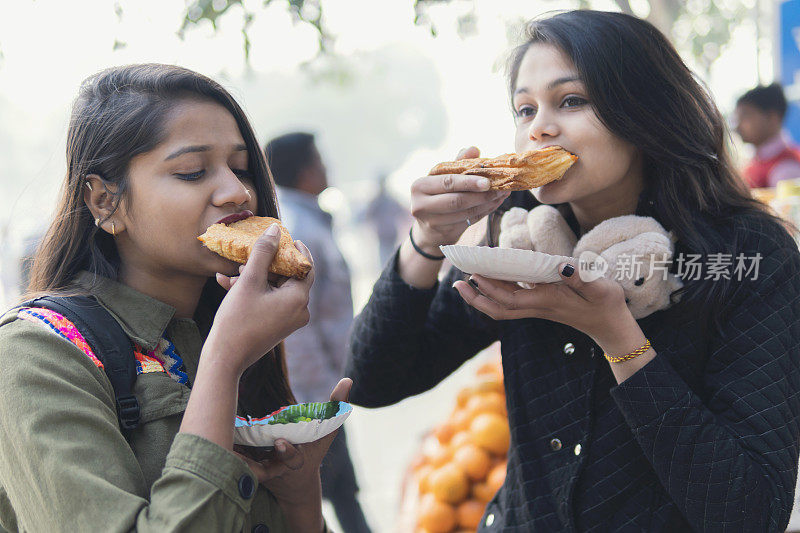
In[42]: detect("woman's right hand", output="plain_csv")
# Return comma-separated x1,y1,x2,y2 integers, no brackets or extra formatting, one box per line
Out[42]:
410,146,511,252
206,224,314,377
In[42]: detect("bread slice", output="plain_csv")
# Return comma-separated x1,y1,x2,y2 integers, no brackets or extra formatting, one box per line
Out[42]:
429,146,578,190
198,216,312,279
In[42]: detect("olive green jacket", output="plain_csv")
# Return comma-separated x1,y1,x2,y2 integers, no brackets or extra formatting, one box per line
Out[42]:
0,272,292,532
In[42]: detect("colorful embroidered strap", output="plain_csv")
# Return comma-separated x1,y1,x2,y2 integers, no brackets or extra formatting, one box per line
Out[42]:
19,307,104,369
19,307,188,384
133,338,189,385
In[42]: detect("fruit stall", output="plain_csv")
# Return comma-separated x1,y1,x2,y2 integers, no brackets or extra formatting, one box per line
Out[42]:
400,354,509,533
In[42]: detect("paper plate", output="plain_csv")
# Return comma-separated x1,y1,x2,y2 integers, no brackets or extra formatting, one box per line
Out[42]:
440,245,573,284
234,401,353,448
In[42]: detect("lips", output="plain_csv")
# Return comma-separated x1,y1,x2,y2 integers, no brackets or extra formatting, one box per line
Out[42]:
216,210,254,225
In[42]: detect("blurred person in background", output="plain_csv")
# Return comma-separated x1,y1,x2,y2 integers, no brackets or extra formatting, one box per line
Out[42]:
266,132,372,533
734,82,800,188
361,174,412,266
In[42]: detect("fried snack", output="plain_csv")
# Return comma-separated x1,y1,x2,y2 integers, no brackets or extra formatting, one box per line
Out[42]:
198,216,312,279
429,146,578,190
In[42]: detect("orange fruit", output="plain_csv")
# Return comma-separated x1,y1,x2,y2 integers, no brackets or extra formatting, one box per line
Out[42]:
452,443,491,481
465,392,507,418
427,443,454,468
469,413,511,455
434,421,456,445
450,431,472,449
429,463,470,504
456,387,473,408
417,464,435,493
476,360,502,377
451,408,472,432
472,481,496,503
472,374,504,395
418,493,457,533
487,462,507,493
456,499,486,529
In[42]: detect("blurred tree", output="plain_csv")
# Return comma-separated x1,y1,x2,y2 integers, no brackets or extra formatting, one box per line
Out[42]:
178,0,755,75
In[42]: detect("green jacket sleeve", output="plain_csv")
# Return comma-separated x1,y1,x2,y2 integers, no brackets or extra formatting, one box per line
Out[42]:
0,316,262,532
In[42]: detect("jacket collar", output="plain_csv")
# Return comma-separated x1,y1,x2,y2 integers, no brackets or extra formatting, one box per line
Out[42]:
74,271,175,352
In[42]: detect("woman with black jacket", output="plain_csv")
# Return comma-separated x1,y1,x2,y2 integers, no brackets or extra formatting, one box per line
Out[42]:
346,10,800,532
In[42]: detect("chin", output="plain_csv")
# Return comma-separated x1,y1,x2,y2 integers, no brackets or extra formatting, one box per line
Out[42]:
198,250,240,277
532,179,573,205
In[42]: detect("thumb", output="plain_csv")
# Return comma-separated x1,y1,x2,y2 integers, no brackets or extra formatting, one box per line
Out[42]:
558,261,592,299
240,223,281,288
330,377,352,402
457,146,480,160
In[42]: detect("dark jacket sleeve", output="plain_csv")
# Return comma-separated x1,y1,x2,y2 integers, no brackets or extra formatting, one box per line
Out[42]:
346,253,500,407
610,233,800,532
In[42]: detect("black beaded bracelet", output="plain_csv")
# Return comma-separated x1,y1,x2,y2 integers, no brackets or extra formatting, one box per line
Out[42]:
409,227,446,260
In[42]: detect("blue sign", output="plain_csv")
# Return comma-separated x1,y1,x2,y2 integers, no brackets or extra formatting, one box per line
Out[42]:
780,0,800,142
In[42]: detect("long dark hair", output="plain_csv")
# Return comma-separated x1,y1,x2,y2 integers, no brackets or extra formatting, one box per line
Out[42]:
502,10,794,323
27,63,294,415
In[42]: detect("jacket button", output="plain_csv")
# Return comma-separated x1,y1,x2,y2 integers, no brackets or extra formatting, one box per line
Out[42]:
485,513,495,526
563,343,575,355
252,525,269,533
550,438,562,451
238,475,256,499
574,443,582,456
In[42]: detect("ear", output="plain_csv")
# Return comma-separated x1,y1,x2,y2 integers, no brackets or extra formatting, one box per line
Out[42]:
83,174,126,236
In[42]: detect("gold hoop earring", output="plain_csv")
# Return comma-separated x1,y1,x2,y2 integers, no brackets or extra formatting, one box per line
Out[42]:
111,222,116,236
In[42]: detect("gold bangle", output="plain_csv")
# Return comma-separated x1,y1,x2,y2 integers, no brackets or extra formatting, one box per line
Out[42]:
604,339,651,364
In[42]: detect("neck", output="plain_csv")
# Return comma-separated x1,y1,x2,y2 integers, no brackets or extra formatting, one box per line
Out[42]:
569,181,643,236
755,130,781,150
117,262,206,319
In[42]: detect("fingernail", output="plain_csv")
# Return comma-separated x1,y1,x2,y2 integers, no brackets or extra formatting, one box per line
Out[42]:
276,441,286,452
477,178,490,190
562,264,575,277
266,224,280,237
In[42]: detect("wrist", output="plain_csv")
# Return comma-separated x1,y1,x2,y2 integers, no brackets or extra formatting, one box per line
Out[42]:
592,313,646,358
410,222,447,254
199,339,246,382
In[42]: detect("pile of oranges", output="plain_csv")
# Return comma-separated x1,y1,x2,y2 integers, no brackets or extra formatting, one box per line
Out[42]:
409,358,510,533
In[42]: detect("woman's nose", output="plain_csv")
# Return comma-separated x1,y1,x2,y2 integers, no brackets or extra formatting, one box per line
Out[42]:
528,109,559,141
213,169,251,206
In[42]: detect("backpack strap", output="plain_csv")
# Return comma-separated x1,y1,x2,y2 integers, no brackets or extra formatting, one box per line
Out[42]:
16,295,140,441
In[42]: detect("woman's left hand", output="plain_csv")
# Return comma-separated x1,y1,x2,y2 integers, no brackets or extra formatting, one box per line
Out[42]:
234,378,352,507
453,262,631,347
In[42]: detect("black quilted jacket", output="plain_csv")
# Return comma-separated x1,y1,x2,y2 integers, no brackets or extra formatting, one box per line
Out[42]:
346,205,800,532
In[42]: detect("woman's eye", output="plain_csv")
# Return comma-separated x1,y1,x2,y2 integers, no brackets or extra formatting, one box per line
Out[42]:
232,168,253,180
561,96,587,108
174,170,205,181
516,105,536,119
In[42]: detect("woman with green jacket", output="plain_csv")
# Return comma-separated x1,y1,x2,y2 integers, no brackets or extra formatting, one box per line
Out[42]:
0,64,343,532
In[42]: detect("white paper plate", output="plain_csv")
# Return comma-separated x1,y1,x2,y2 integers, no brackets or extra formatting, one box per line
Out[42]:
440,245,573,284
234,401,353,448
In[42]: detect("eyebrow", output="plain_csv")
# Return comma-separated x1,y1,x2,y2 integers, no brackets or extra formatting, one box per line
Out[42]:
514,76,582,96
165,143,248,161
